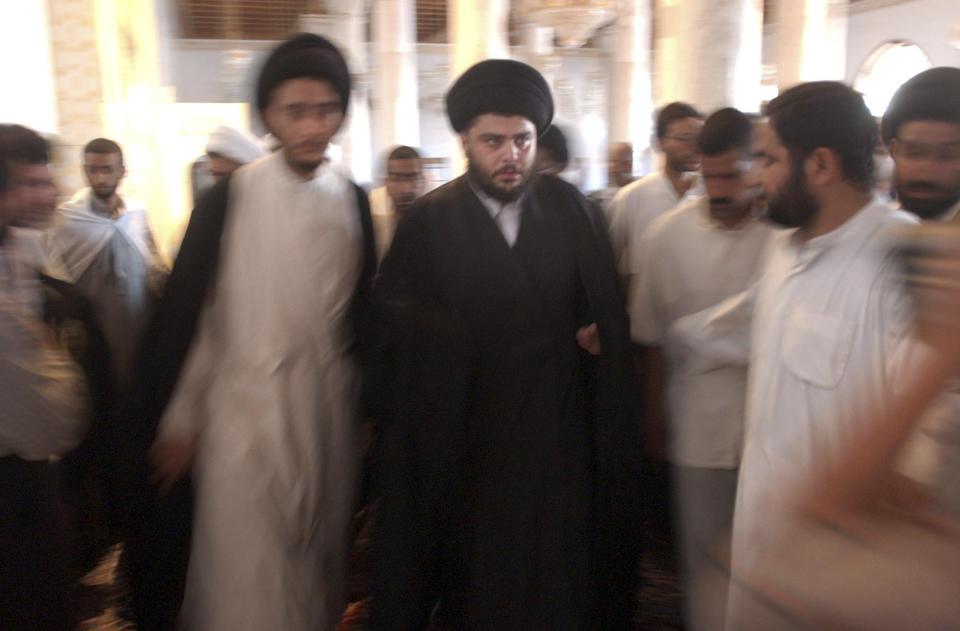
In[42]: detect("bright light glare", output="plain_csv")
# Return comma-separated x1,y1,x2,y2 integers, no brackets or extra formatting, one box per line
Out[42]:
855,42,932,116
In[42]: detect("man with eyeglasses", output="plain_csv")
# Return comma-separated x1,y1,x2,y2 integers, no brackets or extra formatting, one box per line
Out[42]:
882,67,960,519
607,102,704,277
370,145,425,261
122,33,376,631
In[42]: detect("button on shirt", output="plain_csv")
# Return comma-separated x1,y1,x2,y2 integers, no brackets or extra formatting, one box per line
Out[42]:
630,197,774,468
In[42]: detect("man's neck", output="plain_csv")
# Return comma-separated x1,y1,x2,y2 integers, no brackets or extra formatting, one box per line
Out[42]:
282,148,323,181
799,188,873,242
91,192,122,218
712,204,755,230
664,167,694,198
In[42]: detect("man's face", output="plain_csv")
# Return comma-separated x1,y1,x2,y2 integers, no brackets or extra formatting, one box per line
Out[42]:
461,114,537,203
207,153,242,184
890,120,960,220
701,149,756,224
7,162,59,229
608,143,633,187
385,157,424,215
755,121,819,229
263,77,344,176
660,117,703,173
83,151,124,201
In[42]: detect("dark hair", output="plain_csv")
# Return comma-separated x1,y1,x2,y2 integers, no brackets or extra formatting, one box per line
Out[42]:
0,124,49,192
765,81,876,191
698,107,752,156
256,33,351,114
881,66,960,145
539,125,569,164
388,145,421,162
656,102,702,140
83,137,124,164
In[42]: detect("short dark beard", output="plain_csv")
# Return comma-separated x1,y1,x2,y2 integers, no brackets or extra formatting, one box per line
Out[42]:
766,161,820,229
92,185,117,201
466,158,532,203
895,178,960,220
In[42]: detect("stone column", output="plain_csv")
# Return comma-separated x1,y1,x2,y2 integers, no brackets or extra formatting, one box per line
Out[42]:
610,0,654,176
654,0,763,113
301,1,373,184
774,0,848,90
372,0,420,160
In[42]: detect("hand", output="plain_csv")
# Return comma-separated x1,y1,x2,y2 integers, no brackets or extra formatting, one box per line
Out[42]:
149,434,197,493
576,323,601,356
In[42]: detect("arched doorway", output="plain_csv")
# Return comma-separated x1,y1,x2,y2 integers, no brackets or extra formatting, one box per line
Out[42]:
854,41,933,116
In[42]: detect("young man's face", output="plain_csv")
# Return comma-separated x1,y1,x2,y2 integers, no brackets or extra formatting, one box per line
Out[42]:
660,116,703,174
7,161,59,229
701,149,755,224
385,157,424,215
84,151,125,201
890,120,960,219
461,113,537,203
263,77,344,175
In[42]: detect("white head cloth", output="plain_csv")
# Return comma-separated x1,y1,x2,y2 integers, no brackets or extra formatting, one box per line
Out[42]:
205,125,266,165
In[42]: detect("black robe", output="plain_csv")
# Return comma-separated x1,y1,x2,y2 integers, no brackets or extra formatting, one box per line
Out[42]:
370,175,643,631
117,173,377,631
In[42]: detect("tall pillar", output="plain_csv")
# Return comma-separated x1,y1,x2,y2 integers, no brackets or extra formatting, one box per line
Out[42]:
372,0,420,162
610,0,653,175
0,0,60,134
301,2,373,184
774,0,848,89
654,0,763,113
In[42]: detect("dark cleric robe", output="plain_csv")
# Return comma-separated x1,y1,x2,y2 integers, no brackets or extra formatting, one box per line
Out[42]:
114,173,378,631
370,174,644,631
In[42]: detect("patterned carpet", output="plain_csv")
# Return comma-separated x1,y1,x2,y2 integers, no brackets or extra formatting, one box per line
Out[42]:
77,521,683,630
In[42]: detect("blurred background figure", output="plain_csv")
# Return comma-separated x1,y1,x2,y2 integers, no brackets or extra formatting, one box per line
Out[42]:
535,124,569,176
206,125,266,184
369,145,424,261
588,141,634,218
0,123,87,631
630,107,772,631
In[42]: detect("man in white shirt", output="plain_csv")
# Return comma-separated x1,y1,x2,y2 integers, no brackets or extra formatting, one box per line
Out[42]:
0,124,86,631
369,145,425,261
607,102,704,276
881,67,960,516
661,83,917,628
630,108,773,631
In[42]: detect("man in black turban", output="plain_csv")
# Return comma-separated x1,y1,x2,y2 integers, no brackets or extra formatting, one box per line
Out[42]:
370,59,643,631
121,33,376,631
882,66,960,219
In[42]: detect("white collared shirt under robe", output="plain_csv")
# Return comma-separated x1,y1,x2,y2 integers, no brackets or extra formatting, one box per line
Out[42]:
44,189,167,389
158,152,363,631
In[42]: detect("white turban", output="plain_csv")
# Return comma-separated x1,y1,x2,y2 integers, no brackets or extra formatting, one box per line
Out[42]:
205,125,266,165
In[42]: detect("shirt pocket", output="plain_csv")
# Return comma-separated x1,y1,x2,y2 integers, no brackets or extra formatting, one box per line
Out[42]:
782,307,855,389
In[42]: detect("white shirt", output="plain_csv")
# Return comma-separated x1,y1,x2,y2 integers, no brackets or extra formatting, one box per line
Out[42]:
630,197,774,468
607,170,704,274
471,182,523,247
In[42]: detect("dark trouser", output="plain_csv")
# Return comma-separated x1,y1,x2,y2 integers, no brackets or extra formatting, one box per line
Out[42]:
0,456,74,631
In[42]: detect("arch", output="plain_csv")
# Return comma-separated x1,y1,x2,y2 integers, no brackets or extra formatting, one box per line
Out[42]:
854,41,933,116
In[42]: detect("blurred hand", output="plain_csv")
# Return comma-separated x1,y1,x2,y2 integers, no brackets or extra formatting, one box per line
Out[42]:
576,322,601,356
149,434,197,493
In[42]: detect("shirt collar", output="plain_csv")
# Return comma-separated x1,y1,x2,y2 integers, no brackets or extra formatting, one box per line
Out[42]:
786,197,888,271
468,177,525,219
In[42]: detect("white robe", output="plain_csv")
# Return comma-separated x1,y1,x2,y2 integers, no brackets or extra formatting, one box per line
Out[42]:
44,189,167,388
667,200,918,627
158,153,362,631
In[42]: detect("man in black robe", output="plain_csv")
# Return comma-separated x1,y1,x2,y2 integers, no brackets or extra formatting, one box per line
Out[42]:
370,59,643,631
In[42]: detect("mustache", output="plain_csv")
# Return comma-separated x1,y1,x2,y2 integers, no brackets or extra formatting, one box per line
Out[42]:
710,197,733,206
494,164,522,176
901,181,945,193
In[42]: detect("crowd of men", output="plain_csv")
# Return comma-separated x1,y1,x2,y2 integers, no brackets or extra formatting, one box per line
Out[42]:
3,31,960,631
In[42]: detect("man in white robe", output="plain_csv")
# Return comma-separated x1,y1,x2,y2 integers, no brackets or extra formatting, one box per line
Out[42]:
125,34,377,631
45,138,167,392
665,83,917,629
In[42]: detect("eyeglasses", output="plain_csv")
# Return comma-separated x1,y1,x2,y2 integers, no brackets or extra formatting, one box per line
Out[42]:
892,138,960,164
663,134,700,145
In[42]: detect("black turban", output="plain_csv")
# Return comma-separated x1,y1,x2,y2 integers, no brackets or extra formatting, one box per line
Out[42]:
256,33,351,114
446,59,554,136
881,66,960,145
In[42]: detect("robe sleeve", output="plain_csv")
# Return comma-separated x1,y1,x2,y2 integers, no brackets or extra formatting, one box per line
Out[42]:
370,205,474,631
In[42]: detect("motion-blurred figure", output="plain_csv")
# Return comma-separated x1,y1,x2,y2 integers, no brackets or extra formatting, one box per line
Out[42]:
630,108,773,631
369,145,424,261
124,34,376,631
535,124,569,175
205,125,266,184
587,141,634,217
0,124,86,631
